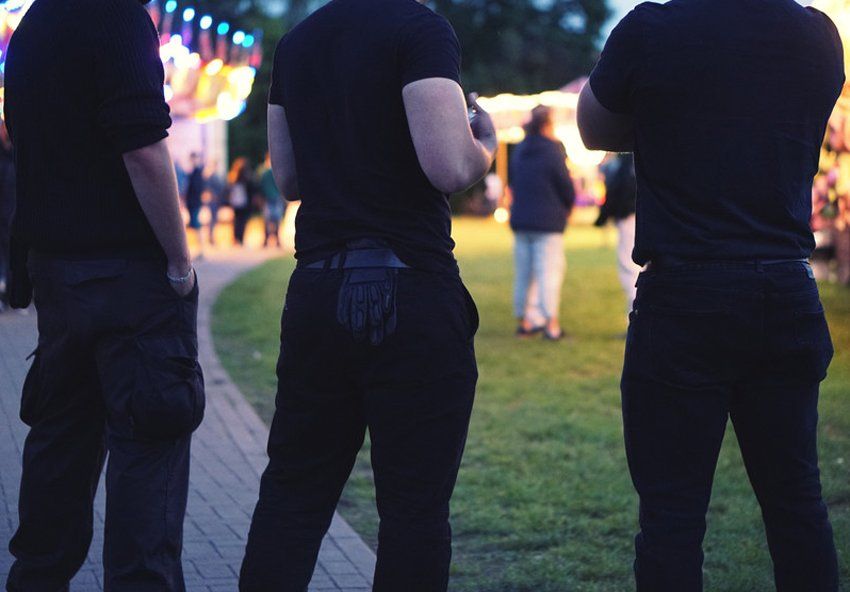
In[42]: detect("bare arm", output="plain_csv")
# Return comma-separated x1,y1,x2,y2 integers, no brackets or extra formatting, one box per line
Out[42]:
123,139,194,294
577,82,635,153
268,104,299,201
403,79,497,194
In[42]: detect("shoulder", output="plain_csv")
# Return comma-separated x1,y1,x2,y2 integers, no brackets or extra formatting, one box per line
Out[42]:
85,0,158,41
805,7,843,51
397,1,457,41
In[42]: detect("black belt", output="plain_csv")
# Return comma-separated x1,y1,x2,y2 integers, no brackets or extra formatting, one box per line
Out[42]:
299,248,410,271
645,257,810,272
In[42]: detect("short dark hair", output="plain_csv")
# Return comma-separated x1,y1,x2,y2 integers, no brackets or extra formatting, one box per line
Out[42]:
523,105,553,136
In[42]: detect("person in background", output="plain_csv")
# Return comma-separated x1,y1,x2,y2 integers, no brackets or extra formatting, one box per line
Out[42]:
228,157,254,246
204,159,226,247
238,0,497,588
0,121,15,311
185,152,205,256
596,153,640,319
257,153,285,248
578,0,843,589
4,0,204,589
508,105,576,341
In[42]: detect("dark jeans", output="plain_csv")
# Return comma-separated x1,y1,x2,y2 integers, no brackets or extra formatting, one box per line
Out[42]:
239,267,478,592
622,261,838,591
7,255,205,592
233,208,251,245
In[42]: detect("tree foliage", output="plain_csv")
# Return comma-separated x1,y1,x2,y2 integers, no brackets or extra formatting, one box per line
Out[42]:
432,0,609,94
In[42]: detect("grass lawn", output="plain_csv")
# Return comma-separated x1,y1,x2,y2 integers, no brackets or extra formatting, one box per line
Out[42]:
212,216,850,591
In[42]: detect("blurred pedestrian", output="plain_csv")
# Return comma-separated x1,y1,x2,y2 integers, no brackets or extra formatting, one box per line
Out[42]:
239,0,497,588
185,152,205,257
4,0,204,589
596,153,640,318
508,105,576,341
0,121,14,311
227,157,254,246
579,1,843,589
204,159,226,247
257,153,285,248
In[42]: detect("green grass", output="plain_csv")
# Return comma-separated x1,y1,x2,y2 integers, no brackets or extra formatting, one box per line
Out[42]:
212,217,850,591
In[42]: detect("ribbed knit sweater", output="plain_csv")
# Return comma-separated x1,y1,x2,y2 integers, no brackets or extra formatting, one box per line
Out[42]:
5,0,172,257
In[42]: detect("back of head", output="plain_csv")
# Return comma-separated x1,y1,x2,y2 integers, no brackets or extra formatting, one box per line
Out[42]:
523,105,553,137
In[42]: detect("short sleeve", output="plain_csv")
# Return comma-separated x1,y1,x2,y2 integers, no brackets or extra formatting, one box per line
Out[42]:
91,0,171,153
811,8,846,92
588,8,646,115
398,11,461,87
268,36,288,107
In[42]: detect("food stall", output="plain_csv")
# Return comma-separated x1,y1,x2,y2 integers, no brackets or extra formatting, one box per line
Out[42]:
478,78,607,213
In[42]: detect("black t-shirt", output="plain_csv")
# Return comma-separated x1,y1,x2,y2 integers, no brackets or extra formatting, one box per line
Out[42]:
589,0,845,265
269,0,462,273
5,0,171,257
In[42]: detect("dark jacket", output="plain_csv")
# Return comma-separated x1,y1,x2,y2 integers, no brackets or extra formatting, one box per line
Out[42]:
596,154,637,226
509,135,575,234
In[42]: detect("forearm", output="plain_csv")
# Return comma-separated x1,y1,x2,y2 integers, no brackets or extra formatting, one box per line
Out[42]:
461,138,498,190
122,140,191,271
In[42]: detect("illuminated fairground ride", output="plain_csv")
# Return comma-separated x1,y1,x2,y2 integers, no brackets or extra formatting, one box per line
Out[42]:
0,0,262,123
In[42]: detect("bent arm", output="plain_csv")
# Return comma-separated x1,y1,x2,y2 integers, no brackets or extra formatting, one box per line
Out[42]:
403,78,497,194
123,139,191,278
268,104,299,201
577,82,635,153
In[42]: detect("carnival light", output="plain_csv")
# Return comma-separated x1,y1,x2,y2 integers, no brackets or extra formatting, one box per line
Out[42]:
204,58,224,76
200,15,213,30
182,7,195,22
217,22,230,35
242,34,255,48
165,0,177,13
232,30,245,45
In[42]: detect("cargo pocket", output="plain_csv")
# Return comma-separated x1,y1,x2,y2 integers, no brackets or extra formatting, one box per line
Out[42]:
20,347,45,426
131,334,205,440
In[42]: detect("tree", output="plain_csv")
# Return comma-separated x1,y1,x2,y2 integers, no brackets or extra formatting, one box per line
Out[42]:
431,0,609,95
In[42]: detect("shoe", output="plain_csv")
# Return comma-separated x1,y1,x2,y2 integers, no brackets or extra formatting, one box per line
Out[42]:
542,329,564,341
516,325,545,338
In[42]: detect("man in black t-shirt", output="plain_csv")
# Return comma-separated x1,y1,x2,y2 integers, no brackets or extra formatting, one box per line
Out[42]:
578,1,844,590
5,0,203,589
239,1,497,590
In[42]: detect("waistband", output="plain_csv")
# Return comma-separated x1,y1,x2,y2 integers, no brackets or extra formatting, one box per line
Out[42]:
28,247,165,264
645,257,809,273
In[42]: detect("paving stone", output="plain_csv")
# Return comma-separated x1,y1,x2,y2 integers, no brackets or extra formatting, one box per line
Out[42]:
0,250,375,591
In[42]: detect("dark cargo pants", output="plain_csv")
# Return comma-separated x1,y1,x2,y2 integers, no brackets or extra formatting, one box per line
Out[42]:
6,255,205,592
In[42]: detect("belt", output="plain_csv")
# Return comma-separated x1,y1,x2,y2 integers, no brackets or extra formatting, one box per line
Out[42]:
645,257,809,272
299,248,410,270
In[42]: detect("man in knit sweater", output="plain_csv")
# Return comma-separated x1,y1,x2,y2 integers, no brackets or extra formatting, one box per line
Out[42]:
4,0,204,590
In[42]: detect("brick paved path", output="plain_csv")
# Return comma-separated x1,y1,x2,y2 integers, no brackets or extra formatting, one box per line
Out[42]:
0,250,376,591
